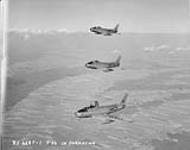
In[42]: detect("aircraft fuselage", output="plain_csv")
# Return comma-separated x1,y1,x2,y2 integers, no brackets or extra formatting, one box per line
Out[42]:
90,25,119,36
75,103,125,118
85,60,120,70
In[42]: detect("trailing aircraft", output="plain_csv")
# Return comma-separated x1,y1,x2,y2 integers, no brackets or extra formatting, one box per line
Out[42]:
74,93,129,124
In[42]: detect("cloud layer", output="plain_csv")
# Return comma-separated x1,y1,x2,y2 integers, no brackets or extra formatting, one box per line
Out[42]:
144,44,190,55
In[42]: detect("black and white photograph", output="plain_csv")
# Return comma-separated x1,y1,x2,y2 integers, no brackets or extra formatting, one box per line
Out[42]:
1,0,190,150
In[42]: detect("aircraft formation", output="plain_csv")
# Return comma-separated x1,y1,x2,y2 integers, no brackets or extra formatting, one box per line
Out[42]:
74,24,131,124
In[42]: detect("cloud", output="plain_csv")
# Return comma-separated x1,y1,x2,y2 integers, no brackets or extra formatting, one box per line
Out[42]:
175,47,190,51
156,45,170,50
9,28,69,34
144,46,155,52
168,51,176,55
144,44,170,52
168,46,190,55
112,49,121,54
144,44,190,55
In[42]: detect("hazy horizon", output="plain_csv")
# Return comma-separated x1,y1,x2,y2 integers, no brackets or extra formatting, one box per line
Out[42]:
7,28,190,34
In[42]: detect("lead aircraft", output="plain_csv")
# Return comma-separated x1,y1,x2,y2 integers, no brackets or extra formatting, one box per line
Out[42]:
90,24,120,36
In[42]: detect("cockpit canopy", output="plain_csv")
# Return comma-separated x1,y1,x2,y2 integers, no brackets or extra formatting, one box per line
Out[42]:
87,60,99,65
77,101,99,113
92,26,101,29
77,107,89,113
87,61,94,64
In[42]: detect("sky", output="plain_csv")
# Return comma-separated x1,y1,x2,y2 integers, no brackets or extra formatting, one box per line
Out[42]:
7,0,190,33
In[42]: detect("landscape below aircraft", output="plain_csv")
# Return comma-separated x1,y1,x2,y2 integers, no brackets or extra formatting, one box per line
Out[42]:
85,55,121,72
74,93,129,124
90,24,120,36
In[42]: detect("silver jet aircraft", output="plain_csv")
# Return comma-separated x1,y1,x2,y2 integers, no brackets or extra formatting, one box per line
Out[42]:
74,93,128,124
85,55,121,72
90,24,120,36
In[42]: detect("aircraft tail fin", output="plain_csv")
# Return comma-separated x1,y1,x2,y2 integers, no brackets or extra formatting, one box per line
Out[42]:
115,55,121,65
120,93,128,106
114,24,119,32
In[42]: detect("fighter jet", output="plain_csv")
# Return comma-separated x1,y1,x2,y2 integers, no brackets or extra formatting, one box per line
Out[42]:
74,93,128,124
90,24,120,36
85,55,121,72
